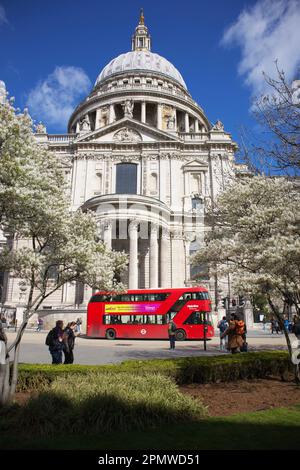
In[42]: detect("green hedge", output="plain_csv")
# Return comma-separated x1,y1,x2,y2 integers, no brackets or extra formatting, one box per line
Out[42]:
7,373,206,436
17,351,292,392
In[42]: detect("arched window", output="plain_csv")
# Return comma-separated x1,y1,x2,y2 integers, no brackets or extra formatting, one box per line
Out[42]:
116,163,137,194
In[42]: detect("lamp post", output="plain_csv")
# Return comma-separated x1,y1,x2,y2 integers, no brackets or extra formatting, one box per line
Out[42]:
203,313,208,351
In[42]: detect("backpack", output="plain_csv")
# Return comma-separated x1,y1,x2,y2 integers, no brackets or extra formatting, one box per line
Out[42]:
218,320,228,333
45,328,55,347
235,320,245,335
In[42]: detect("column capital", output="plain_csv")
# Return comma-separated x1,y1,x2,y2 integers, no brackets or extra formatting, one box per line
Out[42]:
129,219,139,233
183,232,195,243
102,218,113,230
171,228,183,240
150,222,159,237
161,227,170,239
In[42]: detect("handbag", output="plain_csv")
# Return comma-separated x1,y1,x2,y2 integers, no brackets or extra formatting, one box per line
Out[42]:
240,341,248,353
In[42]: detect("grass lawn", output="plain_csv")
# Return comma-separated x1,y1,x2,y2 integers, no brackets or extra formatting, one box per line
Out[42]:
1,404,300,450
1,354,299,450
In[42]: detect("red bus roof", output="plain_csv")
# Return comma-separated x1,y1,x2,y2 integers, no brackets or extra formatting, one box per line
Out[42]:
94,286,208,295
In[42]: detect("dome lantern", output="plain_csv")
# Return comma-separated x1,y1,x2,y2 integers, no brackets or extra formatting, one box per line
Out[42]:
131,9,151,52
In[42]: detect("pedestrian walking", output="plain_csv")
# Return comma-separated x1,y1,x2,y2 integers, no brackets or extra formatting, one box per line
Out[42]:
63,321,77,364
75,317,82,335
283,317,289,333
217,316,228,351
45,320,64,364
168,319,177,350
36,317,43,332
292,316,300,340
221,314,245,354
271,318,280,334
262,317,267,331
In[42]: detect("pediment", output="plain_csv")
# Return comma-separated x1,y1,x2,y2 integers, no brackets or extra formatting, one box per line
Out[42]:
183,159,208,171
74,118,180,144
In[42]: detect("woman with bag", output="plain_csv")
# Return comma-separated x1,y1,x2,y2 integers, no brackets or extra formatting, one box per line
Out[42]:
63,322,77,364
221,314,245,354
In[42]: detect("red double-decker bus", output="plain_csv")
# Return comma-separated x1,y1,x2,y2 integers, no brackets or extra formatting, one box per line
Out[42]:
87,287,213,340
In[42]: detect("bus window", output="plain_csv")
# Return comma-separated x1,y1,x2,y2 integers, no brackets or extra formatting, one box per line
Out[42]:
166,311,177,322
90,294,105,302
184,311,212,325
196,292,210,300
103,315,124,324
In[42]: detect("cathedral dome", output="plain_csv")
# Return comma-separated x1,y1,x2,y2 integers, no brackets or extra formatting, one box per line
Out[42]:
95,50,187,89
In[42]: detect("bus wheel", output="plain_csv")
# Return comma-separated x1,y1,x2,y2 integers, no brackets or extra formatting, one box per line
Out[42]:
175,329,186,341
106,329,116,340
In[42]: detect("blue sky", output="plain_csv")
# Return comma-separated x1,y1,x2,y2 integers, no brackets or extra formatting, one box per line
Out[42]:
1,0,300,150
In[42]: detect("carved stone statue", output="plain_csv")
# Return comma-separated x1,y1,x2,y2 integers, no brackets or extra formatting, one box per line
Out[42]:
122,99,134,118
101,107,108,127
213,119,224,131
35,122,47,134
113,127,141,142
80,114,91,132
167,115,175,130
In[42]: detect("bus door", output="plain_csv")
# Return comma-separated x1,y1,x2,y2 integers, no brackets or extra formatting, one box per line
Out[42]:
183,311,213,339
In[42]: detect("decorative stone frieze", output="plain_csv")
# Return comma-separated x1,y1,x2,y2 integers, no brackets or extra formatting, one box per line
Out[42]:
113,127,142,142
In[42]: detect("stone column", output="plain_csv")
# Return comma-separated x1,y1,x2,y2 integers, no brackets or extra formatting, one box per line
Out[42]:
243,297,254,328
64,281,76,304
83,284,93,305
170,228,185,287
185,112,189,133
184,237,191,286
141,101,146,123
129,220,139,289
160,228,170,287
103,220,112,249
109,104,115,124
157,104,162,130
149,223,159,288
195,120,199,132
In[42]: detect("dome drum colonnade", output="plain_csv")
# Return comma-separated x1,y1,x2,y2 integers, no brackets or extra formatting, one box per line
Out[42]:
68,11,209,137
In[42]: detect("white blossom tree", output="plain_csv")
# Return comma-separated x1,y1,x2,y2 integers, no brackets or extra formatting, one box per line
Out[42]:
241,64,300,175
0,85,127,405
193,176,300,379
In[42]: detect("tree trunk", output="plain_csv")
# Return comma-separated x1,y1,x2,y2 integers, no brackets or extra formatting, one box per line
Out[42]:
9,341,21,400
0,359,10,406
267,296,299,382
0,318,28,406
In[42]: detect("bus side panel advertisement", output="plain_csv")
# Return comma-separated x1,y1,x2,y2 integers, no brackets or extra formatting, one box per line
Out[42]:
104,303,161,314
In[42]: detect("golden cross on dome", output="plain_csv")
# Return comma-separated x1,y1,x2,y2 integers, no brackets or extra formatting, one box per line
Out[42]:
139,8,145,25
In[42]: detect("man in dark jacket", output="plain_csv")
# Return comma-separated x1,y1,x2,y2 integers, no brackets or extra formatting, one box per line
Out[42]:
292,316,300,340
48,320,64,364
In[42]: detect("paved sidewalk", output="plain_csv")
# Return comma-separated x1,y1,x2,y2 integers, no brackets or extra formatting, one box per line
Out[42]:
5,329,291,365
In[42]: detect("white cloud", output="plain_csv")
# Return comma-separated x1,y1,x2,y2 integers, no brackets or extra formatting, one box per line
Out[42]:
27,66,91,130
0,4,8,25
221,0,300,97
